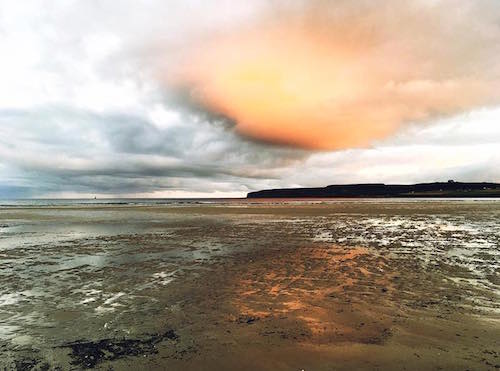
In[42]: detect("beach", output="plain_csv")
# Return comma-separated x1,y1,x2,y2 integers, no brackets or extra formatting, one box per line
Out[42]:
0,199,499,370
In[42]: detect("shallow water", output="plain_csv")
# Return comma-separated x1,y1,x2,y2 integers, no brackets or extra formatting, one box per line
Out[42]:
0,199,499,369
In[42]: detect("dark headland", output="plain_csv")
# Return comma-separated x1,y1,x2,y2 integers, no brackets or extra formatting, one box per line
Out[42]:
247,181,500,198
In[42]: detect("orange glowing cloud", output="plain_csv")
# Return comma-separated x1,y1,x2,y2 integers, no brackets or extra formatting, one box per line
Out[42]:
166,1,500,150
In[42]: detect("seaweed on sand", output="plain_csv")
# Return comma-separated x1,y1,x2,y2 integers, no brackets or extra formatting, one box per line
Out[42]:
60,330,178,368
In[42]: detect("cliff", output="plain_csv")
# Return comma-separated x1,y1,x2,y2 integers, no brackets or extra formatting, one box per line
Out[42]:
247,181,500,198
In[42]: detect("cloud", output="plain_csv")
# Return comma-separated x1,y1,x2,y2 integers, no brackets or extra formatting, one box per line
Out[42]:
1,106,498,198
0,107,306,197
166,0,500,149
0,1,499,198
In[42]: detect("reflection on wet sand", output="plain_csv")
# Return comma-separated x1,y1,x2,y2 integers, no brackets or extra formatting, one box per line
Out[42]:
154,238,499,370
232,246,394,344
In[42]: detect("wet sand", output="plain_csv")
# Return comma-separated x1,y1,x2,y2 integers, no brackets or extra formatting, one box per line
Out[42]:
0,200,499,370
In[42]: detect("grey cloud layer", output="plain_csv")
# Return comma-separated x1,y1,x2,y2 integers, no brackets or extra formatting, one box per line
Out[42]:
1,106,498,197
0,107,306,196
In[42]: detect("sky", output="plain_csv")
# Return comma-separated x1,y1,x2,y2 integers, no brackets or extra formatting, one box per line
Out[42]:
0,0,499,198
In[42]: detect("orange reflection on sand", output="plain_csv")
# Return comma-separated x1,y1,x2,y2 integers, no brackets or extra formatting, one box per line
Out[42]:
231,245,395,343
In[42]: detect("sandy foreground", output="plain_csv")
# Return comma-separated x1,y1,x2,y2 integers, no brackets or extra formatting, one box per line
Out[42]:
0,200,499,370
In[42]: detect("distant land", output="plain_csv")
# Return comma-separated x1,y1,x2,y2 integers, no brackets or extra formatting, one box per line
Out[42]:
247,181,500,198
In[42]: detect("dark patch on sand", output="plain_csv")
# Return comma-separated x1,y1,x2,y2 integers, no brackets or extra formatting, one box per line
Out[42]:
60,330,178,368
237,315,260,324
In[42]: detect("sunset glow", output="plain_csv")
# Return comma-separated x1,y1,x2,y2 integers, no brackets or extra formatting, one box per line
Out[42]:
171,4,500,149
